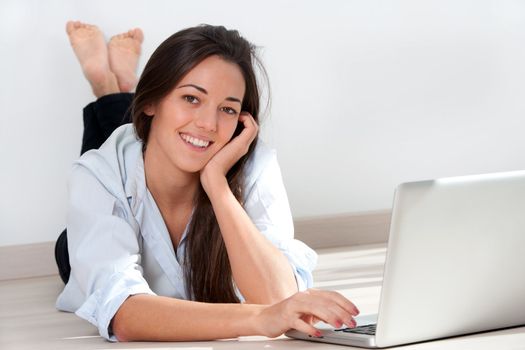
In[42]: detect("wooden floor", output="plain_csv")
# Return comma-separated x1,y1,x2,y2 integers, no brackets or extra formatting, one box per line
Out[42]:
1,244,524,349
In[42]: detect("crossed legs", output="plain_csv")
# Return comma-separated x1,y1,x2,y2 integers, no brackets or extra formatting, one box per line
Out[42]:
56,22,145,283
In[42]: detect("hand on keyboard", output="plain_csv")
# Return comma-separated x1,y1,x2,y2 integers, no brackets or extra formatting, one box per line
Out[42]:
254,288,360,338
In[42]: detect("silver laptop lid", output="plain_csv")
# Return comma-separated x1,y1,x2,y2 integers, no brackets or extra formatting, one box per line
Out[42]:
376,170,525,347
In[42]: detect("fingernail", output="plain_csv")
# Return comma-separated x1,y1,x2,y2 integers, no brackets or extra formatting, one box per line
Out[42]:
351,319,357,328
336,320,343,328
315,330,322,337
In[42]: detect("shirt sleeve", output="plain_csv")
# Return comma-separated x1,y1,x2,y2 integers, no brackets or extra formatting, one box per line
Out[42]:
66,164,155,341
243,150,318,291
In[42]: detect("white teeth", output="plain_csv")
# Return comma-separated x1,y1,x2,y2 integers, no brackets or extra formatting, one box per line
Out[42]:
181,133,210,148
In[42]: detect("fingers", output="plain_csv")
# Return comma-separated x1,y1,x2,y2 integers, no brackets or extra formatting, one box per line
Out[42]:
238,112,258,142
308,289,360,316
304,300,354,329
259,289,360,339
293,318,322,338
300,314,317,326
239,112,257,131
294,290,359,329
325,302,357,328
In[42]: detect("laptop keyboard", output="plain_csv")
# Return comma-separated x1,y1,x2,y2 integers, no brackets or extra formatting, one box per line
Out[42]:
335,324,376,335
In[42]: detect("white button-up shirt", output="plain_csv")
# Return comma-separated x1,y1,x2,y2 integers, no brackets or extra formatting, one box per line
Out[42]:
56,124,318,341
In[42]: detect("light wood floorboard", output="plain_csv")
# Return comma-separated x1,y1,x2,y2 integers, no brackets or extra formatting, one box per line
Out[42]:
1,244,524,349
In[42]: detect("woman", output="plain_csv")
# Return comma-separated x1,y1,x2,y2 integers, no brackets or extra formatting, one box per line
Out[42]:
56,21,359,342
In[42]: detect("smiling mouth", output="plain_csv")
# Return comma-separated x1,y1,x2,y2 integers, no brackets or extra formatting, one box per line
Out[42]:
179,133,214,149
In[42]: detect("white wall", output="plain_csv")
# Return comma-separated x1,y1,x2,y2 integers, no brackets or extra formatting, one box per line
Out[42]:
1,0,524,246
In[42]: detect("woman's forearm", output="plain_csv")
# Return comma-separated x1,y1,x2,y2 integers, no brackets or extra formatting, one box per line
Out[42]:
205,177,299,304
112,294,265,341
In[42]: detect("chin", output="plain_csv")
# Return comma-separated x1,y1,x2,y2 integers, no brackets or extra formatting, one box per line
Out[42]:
175,158,209,174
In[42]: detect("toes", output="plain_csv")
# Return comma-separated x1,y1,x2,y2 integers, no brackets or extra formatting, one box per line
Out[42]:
110,28,144,44
65,20,82,34
66,20,97,35
131,28,144,43
84,23,98,31
109,33,123,43
65,21,75,34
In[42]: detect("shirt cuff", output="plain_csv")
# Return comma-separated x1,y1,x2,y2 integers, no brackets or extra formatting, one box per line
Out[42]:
290,264,311,291
75,271,156,341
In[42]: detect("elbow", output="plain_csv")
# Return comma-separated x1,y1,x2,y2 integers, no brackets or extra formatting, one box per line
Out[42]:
246,285,298,305
111,297,137,342
265,268,300,303
266,293,295,305
266,274,300,304
278,284,299,302
112,312,131,342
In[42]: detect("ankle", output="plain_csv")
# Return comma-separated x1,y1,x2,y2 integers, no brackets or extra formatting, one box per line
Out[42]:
117,76,137,93
91,72,120,98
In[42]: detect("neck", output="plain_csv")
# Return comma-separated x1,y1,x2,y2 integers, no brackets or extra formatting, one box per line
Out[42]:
143,142,199,211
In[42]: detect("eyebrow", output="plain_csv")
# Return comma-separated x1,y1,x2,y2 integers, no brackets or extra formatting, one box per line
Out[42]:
177,84,242,104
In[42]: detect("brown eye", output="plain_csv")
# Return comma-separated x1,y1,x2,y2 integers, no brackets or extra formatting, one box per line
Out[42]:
183,95,199,104
221,107,238,115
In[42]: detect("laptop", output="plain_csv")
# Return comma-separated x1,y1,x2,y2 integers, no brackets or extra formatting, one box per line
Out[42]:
286,170,525,348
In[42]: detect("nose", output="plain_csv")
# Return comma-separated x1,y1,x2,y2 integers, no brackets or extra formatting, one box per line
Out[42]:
194,107,217,132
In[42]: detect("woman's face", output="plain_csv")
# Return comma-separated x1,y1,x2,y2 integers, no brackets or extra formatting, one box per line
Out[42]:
145,55,246,174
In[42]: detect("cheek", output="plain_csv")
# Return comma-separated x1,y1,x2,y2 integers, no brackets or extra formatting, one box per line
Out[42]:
150,108,190,144
223,119,240,141
159,103,194,127
209,120,237,153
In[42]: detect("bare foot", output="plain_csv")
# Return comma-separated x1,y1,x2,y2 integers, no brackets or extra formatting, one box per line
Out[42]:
108,28,144,92
66,21,119,97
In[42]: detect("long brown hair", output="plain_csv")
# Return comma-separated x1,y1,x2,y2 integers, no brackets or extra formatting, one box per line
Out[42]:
131,25,266,303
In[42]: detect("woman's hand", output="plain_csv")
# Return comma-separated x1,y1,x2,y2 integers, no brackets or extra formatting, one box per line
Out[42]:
254,288,360,338
200,112,258,193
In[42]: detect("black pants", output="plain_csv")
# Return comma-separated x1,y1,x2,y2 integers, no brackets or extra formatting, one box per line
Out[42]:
55,93,134,284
